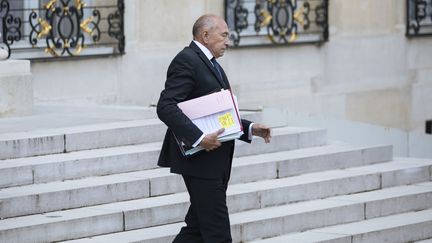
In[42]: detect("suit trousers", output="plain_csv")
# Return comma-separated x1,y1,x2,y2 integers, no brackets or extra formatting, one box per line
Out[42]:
173,173,232,243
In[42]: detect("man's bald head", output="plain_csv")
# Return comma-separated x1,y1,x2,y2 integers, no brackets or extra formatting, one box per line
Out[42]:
192,14,221,39
192,14,230,58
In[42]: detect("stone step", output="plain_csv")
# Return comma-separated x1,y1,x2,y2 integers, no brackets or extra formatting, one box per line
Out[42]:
0,169,155,219
0,105,159,134
73,171,432,233
0,139,391,189
0,142,161,189
231,143,391,184
65,168,383,231
0,144,397,218
250,207,432,243
240,111,264,125
0,112,262,160
63,223,183,243
233,127,327,157
1,167,431,242
0,119,163,160
58,182,432,243
347,157,432,188
417,239,432,243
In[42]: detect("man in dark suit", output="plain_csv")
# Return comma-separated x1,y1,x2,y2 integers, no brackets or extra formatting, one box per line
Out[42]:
157,14,271,243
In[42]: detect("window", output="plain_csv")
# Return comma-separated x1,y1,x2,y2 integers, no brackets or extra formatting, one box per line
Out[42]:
406,0,432,36
0,0,125,60
225,0,329,47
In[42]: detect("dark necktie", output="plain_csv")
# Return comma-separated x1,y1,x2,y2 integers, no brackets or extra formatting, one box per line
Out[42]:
211,57,224,83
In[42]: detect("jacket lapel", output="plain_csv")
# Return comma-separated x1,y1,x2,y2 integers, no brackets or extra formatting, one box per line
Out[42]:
189,41,227,89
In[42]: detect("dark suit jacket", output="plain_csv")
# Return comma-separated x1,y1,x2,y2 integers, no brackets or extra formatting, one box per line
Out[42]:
157,41,252,179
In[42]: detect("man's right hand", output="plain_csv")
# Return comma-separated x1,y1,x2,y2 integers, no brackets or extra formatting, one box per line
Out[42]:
200,128,225,151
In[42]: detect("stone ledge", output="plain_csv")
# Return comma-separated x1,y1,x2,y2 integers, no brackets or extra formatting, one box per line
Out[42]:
0,60,31,76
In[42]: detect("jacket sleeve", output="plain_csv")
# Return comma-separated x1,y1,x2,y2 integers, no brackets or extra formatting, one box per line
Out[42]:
157,52,203,147
239,119,252,143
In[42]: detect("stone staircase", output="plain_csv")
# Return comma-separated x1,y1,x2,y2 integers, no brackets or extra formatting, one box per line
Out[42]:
0,111,431,243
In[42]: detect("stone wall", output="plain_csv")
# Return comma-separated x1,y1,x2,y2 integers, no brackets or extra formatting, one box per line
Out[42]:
0,60,33,117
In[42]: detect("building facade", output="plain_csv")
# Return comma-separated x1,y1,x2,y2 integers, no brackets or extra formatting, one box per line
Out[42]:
1,0,431,133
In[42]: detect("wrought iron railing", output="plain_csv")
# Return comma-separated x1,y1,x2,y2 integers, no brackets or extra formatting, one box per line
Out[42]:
0,0,124,60
225,0,328,47
406,0,432,36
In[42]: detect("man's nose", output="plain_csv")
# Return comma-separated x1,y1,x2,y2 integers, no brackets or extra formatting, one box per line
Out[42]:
225,38,231,47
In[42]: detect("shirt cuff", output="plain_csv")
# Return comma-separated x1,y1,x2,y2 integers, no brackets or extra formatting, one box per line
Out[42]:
248,123,254,141
192,133,205,147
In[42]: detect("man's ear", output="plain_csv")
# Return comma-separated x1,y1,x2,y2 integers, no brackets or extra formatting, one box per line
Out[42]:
203,31,209,43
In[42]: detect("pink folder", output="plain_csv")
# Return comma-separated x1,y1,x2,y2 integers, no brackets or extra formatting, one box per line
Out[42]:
176,89,243,156
178,89,236,120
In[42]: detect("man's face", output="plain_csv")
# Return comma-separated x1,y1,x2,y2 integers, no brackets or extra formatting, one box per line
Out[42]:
205,18,230,59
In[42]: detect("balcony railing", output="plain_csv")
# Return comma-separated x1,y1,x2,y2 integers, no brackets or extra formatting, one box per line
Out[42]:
0,0,124,60
225,0,328,47
406,0,432,37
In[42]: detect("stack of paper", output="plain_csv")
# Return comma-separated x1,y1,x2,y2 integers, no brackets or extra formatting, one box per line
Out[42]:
176,89,243,156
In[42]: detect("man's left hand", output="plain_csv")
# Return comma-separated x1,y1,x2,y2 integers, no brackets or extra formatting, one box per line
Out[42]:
252,124,271,143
